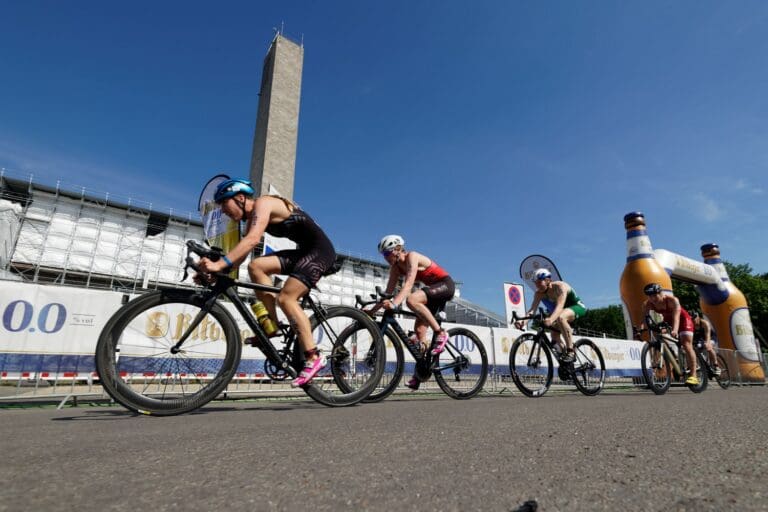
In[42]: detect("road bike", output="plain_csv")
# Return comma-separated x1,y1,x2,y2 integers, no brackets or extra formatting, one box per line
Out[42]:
508,310,605,397
333,287,488,401
95,240,386,415
635,315,708,395
694,338,730,389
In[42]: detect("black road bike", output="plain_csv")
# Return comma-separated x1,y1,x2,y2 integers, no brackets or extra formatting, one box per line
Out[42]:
95,240,386,415
334,288,488,401
694,338,731,390
508,310,606,397
635,315,708,395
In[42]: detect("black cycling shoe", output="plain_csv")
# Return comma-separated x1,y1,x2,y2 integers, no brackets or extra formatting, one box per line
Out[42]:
560,350,575,364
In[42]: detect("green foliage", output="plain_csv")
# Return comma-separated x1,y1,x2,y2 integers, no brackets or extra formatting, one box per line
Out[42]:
575,304,626,339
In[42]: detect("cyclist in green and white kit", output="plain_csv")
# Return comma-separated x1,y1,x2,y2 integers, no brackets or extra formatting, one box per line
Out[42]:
515,268,586,362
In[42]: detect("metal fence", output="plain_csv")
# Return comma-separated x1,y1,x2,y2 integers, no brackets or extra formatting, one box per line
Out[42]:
1,347,764,410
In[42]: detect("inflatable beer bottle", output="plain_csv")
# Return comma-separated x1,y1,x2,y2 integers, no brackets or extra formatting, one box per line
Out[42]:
619,212,672,340
699,243,765,382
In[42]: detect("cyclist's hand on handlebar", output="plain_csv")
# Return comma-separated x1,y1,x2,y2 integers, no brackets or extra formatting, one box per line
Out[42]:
198,256,228,274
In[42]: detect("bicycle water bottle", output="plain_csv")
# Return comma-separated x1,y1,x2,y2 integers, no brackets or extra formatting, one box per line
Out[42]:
619,212,672,340
699,243,764,382
251,301,277,336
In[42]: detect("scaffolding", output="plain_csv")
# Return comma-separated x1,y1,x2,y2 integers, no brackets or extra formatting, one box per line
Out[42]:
0,172,505,326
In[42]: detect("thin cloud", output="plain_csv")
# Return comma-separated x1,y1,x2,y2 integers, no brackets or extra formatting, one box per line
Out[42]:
692,192,724,222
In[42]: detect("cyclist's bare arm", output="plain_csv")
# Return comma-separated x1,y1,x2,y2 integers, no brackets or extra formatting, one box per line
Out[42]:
391,252,422,307
368,266,402,314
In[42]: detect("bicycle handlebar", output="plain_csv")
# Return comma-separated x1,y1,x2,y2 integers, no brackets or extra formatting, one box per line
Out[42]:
182,240,226,282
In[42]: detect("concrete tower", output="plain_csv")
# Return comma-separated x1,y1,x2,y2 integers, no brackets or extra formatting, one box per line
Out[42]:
249,32,304,200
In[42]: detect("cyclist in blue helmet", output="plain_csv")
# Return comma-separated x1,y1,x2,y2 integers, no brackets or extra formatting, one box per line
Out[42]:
198,178,337,387
514,268,586,363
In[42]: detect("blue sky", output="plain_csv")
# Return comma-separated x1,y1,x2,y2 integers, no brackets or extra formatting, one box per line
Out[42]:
2,1,767,315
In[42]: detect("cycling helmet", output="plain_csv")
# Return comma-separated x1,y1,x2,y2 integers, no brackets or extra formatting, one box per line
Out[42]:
533,268,551,281
214,179,255,204
644,283,663,296
378,234,404,254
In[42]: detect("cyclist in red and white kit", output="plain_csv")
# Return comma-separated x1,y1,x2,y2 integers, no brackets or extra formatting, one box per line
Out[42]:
369,235,455,390
639,283,699,386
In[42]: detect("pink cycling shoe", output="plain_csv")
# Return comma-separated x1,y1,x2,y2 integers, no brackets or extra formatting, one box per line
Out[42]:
405,376,421,390
291,354,327,387
431,331,449,355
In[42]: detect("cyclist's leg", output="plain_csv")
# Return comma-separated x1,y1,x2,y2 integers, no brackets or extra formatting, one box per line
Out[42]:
277,277,314,355
554,308,577,356
248,254,283,319
680,332,698,383
704,340,719,367
406,289,442,334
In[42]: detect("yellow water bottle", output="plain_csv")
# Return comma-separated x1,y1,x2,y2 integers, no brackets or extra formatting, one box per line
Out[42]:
251,301,277,336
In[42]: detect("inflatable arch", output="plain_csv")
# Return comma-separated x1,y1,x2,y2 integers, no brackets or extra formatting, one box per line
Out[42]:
619,212,764,383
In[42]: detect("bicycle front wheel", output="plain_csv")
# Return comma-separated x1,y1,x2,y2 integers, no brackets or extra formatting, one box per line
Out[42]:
302,306,385,406
433,327,488,399
332,324,404,403
640,342,671,395
715,354,731,389
686,352,708,393
509,333,553,397
571,338,605,396
95,289,242,416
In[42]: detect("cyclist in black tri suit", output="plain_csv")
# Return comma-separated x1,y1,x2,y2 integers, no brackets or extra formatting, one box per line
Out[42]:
197,178,336,387
691,311,722,376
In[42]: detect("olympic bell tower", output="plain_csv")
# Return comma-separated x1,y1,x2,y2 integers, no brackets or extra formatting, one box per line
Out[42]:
249,30,304,200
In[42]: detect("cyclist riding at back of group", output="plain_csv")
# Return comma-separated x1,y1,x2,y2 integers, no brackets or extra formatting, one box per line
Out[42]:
515,268,586,363
638,283,699,386
691,311,722,376
367,234,455,390
196,178,336,387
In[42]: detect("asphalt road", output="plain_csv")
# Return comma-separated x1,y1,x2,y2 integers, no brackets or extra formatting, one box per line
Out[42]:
1,387,766,512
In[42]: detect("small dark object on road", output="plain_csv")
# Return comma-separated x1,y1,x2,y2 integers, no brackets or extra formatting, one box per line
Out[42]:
512,499,538,512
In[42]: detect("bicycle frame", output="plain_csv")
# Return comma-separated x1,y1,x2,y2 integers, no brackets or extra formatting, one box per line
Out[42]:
173,273,335,379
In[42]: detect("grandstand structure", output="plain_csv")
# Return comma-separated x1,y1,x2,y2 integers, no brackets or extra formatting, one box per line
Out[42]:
0,173,505,327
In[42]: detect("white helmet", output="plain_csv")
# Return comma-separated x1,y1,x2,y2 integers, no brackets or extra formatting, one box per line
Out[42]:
378,234,404,254
533,268,552,281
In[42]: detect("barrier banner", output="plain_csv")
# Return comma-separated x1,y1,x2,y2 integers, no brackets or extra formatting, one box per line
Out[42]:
0,283,123,374
492,326,645,378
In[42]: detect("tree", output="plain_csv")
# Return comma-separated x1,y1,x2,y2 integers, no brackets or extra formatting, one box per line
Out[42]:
574,305,626,339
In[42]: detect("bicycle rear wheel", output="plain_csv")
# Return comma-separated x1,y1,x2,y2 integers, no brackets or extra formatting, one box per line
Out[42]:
571,338,605,396
509,333,553,397
302,306,385,406
640,342,671,395
715,354,731,389
95,289,241,416
433,327,488,399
